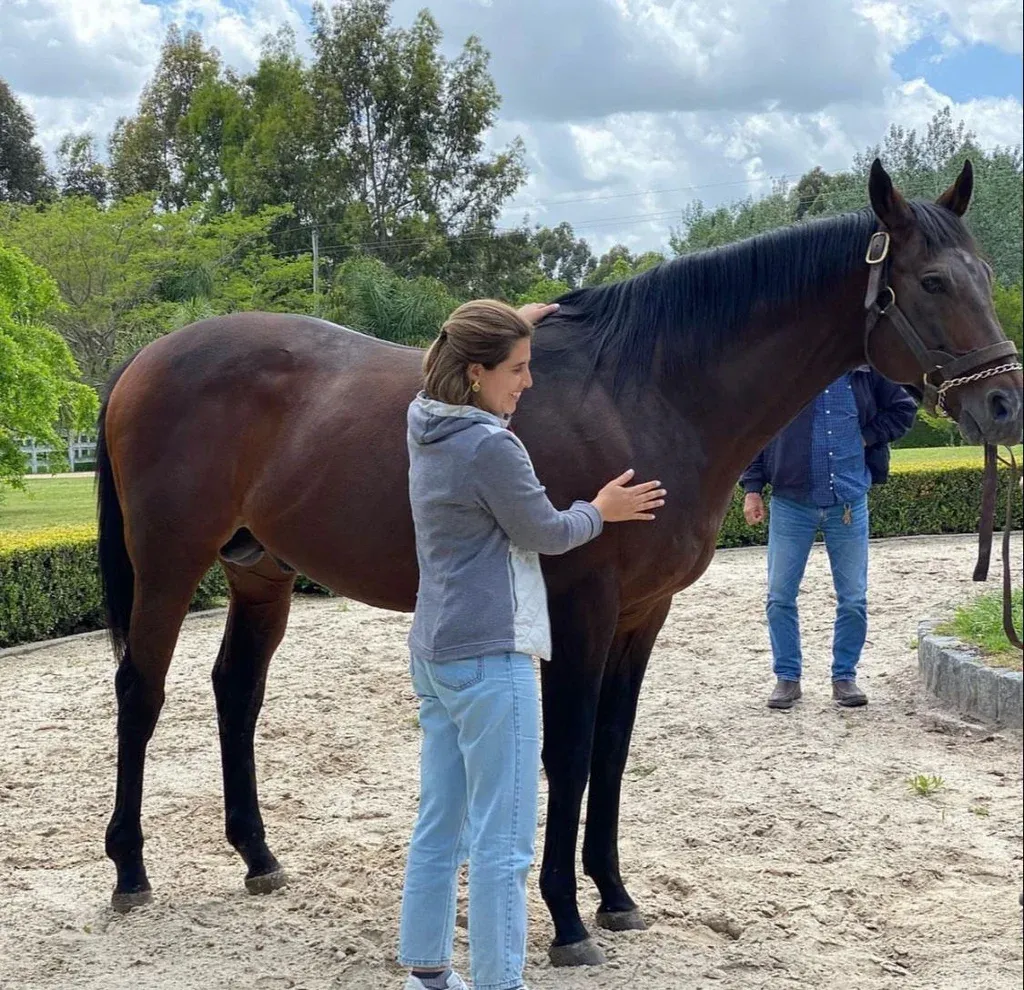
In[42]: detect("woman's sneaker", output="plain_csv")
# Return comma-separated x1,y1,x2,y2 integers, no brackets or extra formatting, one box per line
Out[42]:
403,972,468,990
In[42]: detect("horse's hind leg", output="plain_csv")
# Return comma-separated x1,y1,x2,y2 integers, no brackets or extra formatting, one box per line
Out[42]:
213,555,295,894
106,555,212,912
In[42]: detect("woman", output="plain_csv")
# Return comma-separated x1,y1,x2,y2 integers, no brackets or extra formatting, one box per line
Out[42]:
399,299,666,990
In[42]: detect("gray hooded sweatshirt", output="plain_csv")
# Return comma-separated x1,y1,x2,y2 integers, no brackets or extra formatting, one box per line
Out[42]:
407,392,603,663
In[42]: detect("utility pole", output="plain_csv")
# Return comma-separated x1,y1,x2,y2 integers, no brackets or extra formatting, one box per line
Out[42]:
311,226,320,315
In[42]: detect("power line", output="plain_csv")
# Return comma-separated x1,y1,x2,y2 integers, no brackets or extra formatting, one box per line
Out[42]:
259,171,812,242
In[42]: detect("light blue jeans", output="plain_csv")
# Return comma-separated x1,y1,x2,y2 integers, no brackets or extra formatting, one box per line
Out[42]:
398,652,540,990
766,495,869,682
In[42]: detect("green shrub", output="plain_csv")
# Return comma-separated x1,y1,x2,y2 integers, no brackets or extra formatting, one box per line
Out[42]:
0,527,230,648
937,589,1023,669
2,457,1020,647
893,409,963,449
718,460,1022,548
0,526,326,648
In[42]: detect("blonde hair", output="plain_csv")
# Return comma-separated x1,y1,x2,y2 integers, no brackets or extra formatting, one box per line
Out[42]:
422,299,532,406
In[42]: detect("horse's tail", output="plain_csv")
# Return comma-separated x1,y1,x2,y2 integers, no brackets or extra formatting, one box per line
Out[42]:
96,356,138,663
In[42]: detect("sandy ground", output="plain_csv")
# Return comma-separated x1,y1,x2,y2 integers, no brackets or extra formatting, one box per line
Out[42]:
1,534,1021,990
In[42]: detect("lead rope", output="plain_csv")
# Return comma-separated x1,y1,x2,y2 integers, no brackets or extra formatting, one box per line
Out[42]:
973,445,1023,651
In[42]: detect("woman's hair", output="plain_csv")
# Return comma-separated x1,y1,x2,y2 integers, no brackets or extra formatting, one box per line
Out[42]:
422,299,532,406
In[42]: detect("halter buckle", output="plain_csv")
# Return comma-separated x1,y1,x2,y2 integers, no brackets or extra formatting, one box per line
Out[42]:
865,231,890,265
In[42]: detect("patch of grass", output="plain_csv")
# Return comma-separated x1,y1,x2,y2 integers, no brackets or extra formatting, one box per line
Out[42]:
937,589,1024,671
891,445,1023,470
907,774,945,797
0,476,96,532
627,763,657,778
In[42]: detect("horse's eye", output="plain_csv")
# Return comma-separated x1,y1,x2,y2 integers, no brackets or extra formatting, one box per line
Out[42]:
921,274,945,294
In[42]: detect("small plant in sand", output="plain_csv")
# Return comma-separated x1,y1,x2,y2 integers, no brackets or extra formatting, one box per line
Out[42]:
907,773,945,797
627,762,657,778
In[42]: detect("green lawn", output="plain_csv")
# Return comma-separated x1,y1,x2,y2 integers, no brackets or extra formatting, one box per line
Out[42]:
1,443,1022,533
1,476,97,531
892,444,1023,467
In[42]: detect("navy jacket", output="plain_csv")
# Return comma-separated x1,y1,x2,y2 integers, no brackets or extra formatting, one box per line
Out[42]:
740,368,918,501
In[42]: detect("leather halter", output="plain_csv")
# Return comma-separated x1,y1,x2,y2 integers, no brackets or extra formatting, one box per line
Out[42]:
860,230,1022,651
861,231,1022,415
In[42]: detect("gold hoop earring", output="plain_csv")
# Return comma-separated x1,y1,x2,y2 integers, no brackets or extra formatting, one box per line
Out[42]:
471,381,481,393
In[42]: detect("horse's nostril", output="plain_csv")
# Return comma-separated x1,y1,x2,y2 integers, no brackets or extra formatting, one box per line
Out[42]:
987,390,1013,423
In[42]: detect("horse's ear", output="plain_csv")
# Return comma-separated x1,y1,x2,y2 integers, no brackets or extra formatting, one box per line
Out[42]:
935,159,973,216
869,158,913,231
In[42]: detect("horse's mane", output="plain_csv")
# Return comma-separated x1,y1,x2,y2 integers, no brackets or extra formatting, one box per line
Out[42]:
547,201,974,392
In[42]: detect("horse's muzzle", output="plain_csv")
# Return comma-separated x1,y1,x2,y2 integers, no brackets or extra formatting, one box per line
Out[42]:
958,384,1024,446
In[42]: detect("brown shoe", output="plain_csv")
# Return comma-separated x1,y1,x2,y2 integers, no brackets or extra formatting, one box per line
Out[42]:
832,679,868,707
767,678,802,709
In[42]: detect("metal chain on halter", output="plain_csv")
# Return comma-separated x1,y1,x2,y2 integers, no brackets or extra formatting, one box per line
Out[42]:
935,361,1024,416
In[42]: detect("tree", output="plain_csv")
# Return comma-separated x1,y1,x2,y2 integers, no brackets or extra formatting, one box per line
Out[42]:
584,245,666,285
211,28,316,223
308,0,526,257
0,80,53,204
0,242,97,492
514,276,571,305
669,181,793,256
326,254,461,345
532,222,595,288
107,25,222,209
668,109,1022,287
992,281,1023,353
0,195,303,384
56,133,108,201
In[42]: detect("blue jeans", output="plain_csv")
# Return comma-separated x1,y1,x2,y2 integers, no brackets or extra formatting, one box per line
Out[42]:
766,495,869,682
398,652,540,990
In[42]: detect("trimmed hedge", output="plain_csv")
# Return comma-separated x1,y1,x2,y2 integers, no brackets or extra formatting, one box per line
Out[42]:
0,527,328,649
717,460,1023,548
2,460,1021,648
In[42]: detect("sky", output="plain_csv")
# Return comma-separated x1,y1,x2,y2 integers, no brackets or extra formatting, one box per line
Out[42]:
2,0,1022,254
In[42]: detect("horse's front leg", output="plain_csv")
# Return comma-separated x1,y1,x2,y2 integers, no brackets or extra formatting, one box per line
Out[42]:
539,573,618,966
582,598,671,932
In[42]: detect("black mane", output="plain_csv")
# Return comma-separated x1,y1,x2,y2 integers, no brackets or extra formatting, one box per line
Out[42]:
546,201,973,391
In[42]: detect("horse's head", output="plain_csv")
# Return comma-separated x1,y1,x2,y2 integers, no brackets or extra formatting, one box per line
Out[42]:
865,158,1023,446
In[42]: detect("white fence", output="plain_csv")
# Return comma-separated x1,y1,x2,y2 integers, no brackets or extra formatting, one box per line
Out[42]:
19,435,98,474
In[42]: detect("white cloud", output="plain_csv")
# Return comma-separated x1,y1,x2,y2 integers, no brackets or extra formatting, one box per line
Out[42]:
856,0,1024,55
393,0,894,120
159,0,309,71
497,80,1023,255
2,0,307,156
0,0,163,99
3,0,1021,257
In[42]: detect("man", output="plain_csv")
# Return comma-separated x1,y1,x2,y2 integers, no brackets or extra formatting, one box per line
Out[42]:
740,367,917,710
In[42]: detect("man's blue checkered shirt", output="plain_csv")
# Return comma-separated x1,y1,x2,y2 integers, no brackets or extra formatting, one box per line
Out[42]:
806,373,871,507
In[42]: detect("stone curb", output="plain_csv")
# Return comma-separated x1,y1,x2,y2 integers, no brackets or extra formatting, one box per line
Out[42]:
918,619,1023,735
0,608,228,662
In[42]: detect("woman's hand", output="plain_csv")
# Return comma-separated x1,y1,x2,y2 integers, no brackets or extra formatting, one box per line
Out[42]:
516,302,560,326
591,469,666,523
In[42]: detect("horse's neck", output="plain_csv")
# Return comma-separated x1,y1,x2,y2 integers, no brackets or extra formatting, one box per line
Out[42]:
683,269,867,492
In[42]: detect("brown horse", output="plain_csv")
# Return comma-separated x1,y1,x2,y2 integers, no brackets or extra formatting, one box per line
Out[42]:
96,161,1021,963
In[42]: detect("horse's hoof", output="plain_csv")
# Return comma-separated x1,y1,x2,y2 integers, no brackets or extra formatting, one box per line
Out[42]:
245,869,288,895
548,937,606,967
596,907,647,931
111,888,153,913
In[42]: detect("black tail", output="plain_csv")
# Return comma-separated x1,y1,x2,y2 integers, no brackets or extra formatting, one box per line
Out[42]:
96,356,139,663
